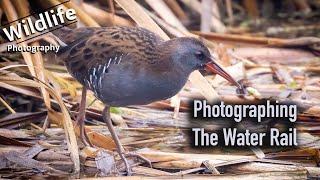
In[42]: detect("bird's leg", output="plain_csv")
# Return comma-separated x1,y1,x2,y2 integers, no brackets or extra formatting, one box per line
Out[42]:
102,106,152,175
76,87,93,147
102,105,132,175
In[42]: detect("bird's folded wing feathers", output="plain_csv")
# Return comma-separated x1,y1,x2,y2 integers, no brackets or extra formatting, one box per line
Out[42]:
53,26,164,86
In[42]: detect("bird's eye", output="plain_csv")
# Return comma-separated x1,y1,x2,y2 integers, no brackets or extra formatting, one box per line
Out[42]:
195,51,205,60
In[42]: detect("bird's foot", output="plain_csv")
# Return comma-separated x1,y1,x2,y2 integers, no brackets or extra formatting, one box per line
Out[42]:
76,119,93,147
236,80,247,96
82,128,93,147
117,151,132,176
124,152,152,168
118,151,152,176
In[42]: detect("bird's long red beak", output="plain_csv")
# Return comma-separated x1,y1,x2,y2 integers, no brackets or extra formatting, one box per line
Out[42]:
205,57,245,94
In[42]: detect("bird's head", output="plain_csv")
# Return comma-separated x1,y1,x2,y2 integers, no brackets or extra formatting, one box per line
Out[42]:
163,37,243,91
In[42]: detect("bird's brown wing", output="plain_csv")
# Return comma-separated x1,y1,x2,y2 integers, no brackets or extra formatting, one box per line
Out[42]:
54,26,164,86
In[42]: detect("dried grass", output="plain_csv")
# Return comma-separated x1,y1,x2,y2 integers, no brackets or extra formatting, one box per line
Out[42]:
0,0,319,178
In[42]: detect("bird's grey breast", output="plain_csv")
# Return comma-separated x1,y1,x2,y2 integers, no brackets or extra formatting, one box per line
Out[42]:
98,63,188,106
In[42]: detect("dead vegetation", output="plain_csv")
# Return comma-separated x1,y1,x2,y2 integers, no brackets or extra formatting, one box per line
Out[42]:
0,0,320,178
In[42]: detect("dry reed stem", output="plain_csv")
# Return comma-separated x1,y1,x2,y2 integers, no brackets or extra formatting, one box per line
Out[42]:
164,0,188,21
57,0,100,27
0,96,16,114
145,0,188,32
0,74,81,174
0,0,81,173
81,3,133,27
